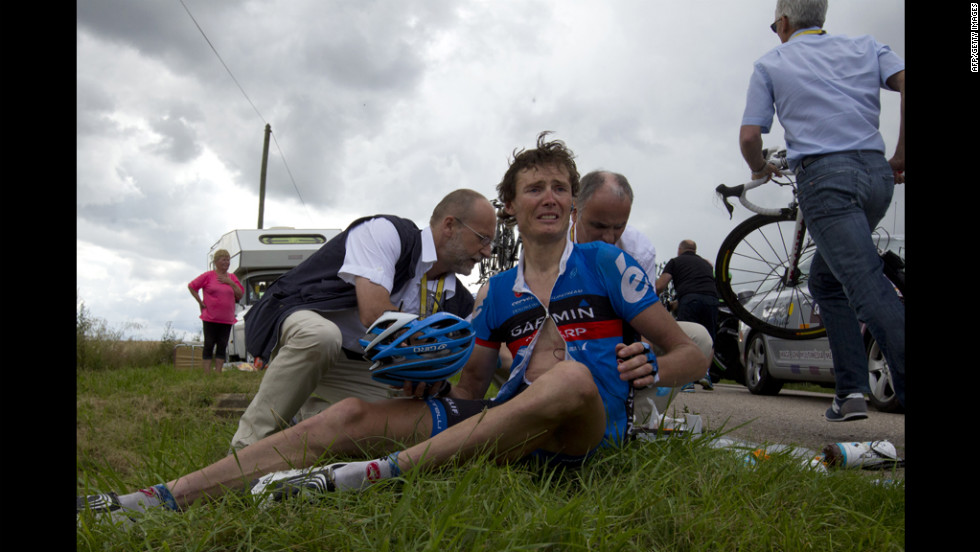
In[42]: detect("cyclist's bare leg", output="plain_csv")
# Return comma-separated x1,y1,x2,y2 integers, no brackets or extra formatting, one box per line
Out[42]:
396,360,607,471
165,396,434,507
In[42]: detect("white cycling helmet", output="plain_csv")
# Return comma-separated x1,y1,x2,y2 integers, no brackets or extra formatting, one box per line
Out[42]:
359,311,476,387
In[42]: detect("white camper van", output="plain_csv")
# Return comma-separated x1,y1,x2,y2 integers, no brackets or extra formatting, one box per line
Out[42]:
209,227,341,362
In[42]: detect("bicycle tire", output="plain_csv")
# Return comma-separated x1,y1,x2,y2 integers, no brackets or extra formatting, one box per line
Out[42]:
478,216,521,284
715,212,827,340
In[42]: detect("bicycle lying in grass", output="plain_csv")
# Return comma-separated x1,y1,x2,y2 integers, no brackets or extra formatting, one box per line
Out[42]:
714,147,905,341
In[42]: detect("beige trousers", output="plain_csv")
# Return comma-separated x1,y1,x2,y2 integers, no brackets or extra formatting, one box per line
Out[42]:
230,310,395,451
632,321,714,427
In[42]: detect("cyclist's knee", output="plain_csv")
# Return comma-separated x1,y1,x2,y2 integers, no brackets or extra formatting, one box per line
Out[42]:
537,362,600,409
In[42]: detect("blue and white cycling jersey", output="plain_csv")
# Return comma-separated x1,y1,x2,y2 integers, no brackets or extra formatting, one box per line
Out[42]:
471,239,660,445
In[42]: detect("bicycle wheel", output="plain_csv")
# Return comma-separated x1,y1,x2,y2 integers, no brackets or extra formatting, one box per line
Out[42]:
478,218,521,283
715,212,827,340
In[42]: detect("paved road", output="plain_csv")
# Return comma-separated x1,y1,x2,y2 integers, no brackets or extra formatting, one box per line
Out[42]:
661,383,906,465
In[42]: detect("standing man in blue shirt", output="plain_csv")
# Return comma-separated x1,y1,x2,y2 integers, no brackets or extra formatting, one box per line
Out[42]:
739,0,905,421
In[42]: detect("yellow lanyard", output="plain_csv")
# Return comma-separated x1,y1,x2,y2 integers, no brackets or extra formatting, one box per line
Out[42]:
419,274,446,317
792,29,827,39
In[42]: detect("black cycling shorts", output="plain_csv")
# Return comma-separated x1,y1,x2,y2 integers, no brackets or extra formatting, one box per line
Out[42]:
425,396,496,436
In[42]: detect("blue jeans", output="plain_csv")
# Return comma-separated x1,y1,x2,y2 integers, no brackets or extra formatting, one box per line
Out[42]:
796,151,905,406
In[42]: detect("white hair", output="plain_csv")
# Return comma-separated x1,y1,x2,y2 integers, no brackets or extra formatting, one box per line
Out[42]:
775,0,827,29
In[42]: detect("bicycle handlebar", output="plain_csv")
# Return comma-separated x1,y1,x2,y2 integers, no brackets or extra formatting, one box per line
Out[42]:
716,148,794,220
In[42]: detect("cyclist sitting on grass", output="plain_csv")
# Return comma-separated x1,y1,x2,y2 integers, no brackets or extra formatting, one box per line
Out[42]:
77,132,705,523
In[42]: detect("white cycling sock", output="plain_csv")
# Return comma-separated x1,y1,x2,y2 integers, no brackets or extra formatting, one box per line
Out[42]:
331,453,401,491
117,484,179,512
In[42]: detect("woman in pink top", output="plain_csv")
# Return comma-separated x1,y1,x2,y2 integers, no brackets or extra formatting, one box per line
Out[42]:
188,249,244,374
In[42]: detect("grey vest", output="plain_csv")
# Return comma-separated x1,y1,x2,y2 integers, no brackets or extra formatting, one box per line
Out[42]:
244,215,475,361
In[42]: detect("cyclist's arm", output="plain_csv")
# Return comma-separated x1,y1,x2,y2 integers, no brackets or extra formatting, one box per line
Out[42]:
885,70,905,183
452,345,499,400
452,282,499,400
619,302,704,388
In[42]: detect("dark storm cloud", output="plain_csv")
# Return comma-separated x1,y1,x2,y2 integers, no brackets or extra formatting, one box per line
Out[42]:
76,0,905,339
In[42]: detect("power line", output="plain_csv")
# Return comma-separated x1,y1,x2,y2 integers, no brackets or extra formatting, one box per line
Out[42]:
177,0,311,222
178,0,265,122
269,131,309,217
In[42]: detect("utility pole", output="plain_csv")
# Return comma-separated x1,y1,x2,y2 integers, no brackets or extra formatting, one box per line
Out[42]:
257,123,271,229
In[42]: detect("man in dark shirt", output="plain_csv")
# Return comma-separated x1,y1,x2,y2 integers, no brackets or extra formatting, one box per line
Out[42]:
655,240,718,389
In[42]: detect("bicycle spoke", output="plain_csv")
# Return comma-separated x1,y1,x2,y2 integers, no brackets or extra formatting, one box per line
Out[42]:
716,213,826,339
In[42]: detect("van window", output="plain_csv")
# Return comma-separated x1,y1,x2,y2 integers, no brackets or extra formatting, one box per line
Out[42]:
259,234,327,245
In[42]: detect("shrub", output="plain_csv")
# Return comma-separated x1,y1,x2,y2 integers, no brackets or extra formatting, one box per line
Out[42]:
77,295,187,371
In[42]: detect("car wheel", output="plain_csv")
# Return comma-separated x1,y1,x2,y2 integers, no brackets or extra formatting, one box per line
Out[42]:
866,337,903,413
744,333,783,395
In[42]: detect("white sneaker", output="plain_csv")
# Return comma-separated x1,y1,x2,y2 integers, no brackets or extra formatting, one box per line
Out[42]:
248,465,342,506
76,492,136,527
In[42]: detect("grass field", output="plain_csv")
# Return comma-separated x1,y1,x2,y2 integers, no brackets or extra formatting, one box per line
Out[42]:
76,358,905,551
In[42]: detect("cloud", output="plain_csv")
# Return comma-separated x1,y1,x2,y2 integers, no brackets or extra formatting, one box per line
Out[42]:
76,0,905,340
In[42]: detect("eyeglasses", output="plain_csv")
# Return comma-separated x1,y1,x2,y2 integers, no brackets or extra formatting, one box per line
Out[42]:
770,16,782,33
454,217,493,247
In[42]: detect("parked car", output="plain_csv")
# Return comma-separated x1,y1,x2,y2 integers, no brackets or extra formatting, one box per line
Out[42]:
735,235,904,413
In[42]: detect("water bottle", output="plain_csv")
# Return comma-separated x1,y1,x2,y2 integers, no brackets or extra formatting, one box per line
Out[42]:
821,440,902,469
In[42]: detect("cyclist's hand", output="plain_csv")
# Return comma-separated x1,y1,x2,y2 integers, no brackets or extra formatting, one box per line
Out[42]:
615,342,658,388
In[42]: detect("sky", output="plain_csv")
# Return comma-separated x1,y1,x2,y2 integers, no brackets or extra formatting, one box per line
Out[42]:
76,0,906,341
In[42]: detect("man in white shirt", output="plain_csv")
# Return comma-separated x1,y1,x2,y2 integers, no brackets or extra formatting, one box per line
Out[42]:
570,171,714,425
231,189,496,450
570,171,657,273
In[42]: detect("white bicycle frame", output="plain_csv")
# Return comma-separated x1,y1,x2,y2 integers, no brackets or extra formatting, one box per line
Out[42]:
718,148,808,290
